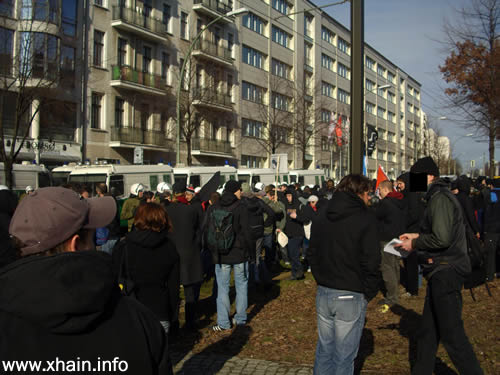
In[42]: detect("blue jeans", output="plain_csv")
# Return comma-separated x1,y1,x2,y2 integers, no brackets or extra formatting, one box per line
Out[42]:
215,262,248,329
287,237,304,278
314,286,367,375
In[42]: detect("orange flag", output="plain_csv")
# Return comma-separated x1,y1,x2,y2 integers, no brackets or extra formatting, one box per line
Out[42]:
375,165,389,190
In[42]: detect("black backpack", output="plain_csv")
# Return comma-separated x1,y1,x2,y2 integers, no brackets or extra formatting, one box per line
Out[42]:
117,244,137,298
206,206,235,256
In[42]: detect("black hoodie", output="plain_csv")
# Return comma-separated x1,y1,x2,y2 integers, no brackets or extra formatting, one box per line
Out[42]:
308,191,381,301
0,251,171,373
376,191,407,241
455,175,480,234
0,190,18,268
283,190,305,238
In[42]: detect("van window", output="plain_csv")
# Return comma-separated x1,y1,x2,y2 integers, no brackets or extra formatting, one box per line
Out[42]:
190,175,201,188
238,174,250,184
321,176,325,183
229,174,236,180
174,174,188,186
290,175,297,183
38,172,51,188
253,175,260,183
150,175,159,191
163,174,172,184
220,175,226,184
299,176,305,185
69,174,106,197
51,172,69,186
110,175,124,197
283,175,289,183
315,176,320,185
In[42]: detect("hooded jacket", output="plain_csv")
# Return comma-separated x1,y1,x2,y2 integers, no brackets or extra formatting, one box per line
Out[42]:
455,175,480,234
413,179,471,279
283,190,305,238
483,188,500,233
398,172,426,232
207,192,252,265
376,191,407,242
0,251,171,374
307,191,381,301
112,230,180,322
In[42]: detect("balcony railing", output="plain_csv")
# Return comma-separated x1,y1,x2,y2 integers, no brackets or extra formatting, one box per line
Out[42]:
192,138,233,155
193,39,233,62
193,88,232,108
193,0,232,15
111,65,166,91
111,127,169,147
112,6,168,37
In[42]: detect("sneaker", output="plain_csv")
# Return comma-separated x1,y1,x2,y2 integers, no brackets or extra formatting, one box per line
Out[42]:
212,325,229,332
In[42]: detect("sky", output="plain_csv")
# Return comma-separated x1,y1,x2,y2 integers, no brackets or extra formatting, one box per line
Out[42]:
314,0,499,174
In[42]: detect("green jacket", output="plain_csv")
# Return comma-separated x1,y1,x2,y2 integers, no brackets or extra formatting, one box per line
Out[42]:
262,197,286,235
120,197,141,232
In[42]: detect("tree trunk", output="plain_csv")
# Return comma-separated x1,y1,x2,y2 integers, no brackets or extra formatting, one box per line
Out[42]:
489,117,495,178
3,158,13,190
186,137,192,166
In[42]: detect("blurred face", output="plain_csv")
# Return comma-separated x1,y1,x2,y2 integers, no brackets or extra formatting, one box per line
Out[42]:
327,181,334,189
138,190,144,198
286,193,293,203
427,174,436,186
280,185,287,192
185,192,194,202
234,189,242,200
379,187,391,199
396,180,405,192
358,191,370,205
80,191,89,199
310,200,317,207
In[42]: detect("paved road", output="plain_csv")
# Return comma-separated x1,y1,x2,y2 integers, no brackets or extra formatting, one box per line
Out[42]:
173,351,313,375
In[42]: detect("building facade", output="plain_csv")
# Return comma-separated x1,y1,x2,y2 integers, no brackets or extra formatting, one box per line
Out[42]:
1,0,425,180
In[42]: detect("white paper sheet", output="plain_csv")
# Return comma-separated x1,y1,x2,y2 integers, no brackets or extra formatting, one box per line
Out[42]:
383,238,408,258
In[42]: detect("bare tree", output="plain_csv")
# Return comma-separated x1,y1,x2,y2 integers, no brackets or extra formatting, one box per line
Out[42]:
439,0,500,177
425,125,451,174
0,10,65,188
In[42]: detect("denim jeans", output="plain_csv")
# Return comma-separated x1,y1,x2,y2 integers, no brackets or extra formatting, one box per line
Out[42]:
215,262,248,329
287,237,304,279
411,268,483,375
263,233,276,270
314,286,367,375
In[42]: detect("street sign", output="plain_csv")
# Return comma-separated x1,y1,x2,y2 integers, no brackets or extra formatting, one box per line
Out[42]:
270,153,288,173
134,147,143,165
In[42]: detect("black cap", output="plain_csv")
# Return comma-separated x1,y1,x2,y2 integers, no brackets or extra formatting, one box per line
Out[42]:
410,156,440,177
224,180,242,194
172,181,186,194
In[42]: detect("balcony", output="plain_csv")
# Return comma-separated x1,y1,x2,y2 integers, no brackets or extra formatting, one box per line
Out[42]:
111,6,169,43
193,0,234,24
110,127,172,148
304,57,313,72
111,65,167,96
192,138,233,157
192,39,233,67
192,88,232,111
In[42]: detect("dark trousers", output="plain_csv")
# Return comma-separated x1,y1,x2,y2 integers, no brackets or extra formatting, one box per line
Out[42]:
380,244,400,305
287,236,304,279
403,251,419,295
483,232,499,280
263,233,276,270
183,282,201,328
411,268,483,375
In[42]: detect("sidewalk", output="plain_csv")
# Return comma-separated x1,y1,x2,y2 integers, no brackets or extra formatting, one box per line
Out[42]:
173,351,313,375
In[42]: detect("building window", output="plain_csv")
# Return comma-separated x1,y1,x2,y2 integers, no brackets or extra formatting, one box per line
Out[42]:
163,4,171,32
21,0,58,23
338,63,349,79
388,111,395,123
91,93,103,129
143,46,151,73
377,106,386,118
242,45,265,69
180,12,188,40
272,92,290,111
321,26,334,44
62,0,77,36
115,97,124,128
338,37,350,54
338,88,350,104
377,86,387,97
272,26,291,48
93,30,104,67
242,81,264,103
60,44,75,85
365,79,375,92
304,13,313,38
321,136,330,151
242,13,265,35
304,42,312,67
321,110,331,123
117,38,127,66
388,71,395,83
228,33,234,57
0,0,14,17
321,53,334,71
272,0,290,15
387,132,395,143
321,81,334,98
274,126,289,143
161,52,169,81
241,155,264,168
377,64,386,77
19,32,59,79
272,58,291,79
365,101,375,114
0,27,14,76
365,56,375,71
227,74,233,98
94,0,103,6
387,91,395,103
242,118,263,138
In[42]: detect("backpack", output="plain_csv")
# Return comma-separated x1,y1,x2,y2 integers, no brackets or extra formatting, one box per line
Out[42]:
117,243,137,299
206,206,235,256
95,227,110,246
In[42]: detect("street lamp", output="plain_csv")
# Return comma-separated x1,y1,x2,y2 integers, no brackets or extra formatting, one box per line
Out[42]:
449,133,473,174
175,7,248,165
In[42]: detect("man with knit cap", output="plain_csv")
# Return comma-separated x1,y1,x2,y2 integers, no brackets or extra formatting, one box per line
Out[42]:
206,180,252,331
397,157,483,375
0,187,172,374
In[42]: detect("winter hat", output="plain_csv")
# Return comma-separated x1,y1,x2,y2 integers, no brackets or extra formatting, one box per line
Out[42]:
308,195,319,202
186,186,195,195
25,186,34,193
10,187,116,256
410,156,440,177
224,180,242,194
172,181,186,194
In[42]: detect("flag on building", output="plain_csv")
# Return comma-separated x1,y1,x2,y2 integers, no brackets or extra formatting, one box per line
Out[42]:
328,112,336,142
335,115,343,146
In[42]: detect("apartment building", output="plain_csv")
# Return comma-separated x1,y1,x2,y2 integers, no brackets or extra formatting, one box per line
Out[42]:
0,0,83,167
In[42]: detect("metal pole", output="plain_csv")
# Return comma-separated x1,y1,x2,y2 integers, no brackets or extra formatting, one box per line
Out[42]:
81,0,90,163
350,0,364,174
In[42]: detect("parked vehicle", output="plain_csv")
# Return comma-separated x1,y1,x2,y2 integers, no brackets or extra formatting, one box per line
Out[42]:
173,166,237,188
51,164,78,186
289,170,327,186
0,162,51,194
237,168,290,186
68,164,174,198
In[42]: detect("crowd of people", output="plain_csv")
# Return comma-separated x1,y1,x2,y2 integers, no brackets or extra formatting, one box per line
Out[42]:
0,155,498,374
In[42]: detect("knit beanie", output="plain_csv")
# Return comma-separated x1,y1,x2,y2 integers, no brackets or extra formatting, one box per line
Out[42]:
410,156,440,177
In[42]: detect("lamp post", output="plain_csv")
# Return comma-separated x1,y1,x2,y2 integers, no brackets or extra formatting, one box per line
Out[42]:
448,133,473,174
175,7,248,166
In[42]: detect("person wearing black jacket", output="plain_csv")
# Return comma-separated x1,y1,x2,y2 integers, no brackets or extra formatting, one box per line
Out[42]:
0,187,18,268
208,180,253,331
455,175,481,237
284,188,305,280
112,203,180,335
398,157,483,375
308,174,381,374
96,183,121,254
1,187,172,374
166,182,203,331
376,180,407,308
483,180,500,280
